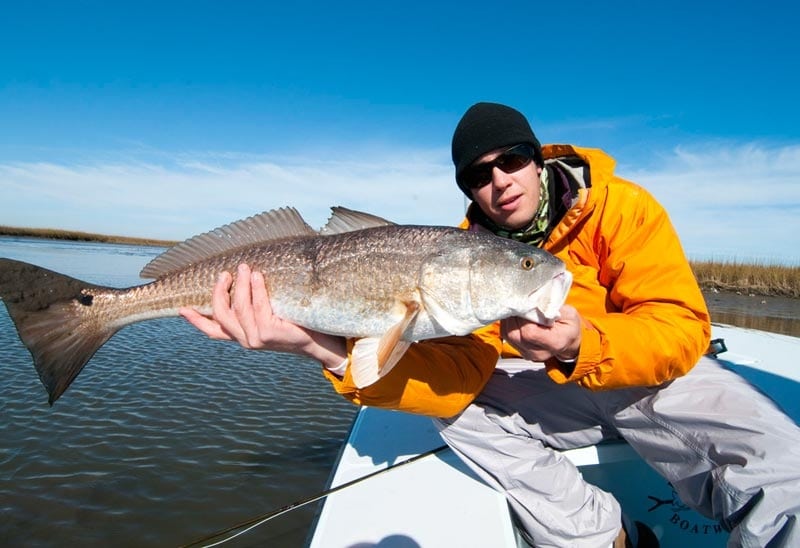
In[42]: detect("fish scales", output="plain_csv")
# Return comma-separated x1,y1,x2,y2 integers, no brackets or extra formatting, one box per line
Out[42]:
214,225,453,338
0,206,571,403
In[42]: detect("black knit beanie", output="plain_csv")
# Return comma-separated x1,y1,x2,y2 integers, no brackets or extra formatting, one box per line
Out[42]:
451,102,543,196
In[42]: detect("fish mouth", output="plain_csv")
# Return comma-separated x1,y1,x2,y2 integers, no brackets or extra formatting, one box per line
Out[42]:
521,271,573,326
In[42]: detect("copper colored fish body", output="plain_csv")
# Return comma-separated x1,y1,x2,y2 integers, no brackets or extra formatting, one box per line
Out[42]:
0,207,571,404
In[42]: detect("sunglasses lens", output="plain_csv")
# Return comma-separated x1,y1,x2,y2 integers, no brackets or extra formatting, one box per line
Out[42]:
461,167,492,189
460,144,534,190
495,151,531,173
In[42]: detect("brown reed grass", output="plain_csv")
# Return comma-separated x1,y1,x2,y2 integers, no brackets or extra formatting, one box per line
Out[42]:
691,260,800,298
0,226,175,248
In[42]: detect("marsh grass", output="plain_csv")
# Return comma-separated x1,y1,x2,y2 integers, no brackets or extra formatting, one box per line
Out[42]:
0,226,175,248
692,260,800,298
2,226,797,298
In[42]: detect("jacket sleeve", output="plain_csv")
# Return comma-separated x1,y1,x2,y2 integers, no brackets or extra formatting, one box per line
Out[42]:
322,324,502,418
546,180,711,389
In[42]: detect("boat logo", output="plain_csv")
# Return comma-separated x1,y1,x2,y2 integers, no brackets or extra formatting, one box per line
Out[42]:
646,484,724,537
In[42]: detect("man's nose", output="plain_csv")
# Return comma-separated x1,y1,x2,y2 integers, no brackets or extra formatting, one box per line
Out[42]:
491,167,513,189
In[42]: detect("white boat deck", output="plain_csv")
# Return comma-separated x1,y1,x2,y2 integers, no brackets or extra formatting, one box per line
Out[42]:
308,324,800,547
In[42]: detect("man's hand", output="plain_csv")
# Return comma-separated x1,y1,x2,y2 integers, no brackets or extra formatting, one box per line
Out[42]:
501,304,583,362
179,264,347,369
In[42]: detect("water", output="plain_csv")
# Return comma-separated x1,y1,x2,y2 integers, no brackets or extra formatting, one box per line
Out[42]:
703,289,800,338
0,237,358,547
2,238,797,547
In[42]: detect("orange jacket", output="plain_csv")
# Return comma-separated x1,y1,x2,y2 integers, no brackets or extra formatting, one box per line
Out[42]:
323,145,711,417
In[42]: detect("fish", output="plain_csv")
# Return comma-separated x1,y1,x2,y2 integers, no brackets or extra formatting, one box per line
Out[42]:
0,206,572,404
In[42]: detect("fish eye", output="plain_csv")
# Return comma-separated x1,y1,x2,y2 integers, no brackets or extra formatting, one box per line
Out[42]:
520,257,536,270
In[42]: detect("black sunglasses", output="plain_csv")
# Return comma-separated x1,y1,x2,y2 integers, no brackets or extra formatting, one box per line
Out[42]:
458,143,536,190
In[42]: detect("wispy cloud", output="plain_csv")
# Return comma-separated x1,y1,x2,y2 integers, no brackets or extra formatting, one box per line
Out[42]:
2,141,798,264
620,142,800,264
0,147,466,240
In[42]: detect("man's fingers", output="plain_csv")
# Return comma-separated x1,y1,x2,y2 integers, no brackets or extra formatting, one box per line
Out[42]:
184,264,281,350
211,270,234,320
178,307,203,322
210,269,248,342
232,264,253,313
250,269,273,339
179,307,233,341
230,264,262,347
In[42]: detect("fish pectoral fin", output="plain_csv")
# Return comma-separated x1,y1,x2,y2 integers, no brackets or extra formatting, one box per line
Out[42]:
350,301,419,388
350,338,412,388
377,300,419,368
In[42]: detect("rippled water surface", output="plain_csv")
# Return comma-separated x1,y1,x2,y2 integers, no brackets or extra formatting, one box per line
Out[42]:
2,237,797,547
0,237,358,547
703,289,800,337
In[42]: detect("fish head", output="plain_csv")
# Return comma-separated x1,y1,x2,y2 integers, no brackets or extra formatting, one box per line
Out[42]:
418,230,571,335
467,238,572,326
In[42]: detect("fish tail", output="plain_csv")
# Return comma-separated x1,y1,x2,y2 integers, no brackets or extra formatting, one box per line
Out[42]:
0,258,118,404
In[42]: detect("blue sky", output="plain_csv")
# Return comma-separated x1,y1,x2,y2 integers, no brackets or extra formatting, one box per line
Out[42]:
1,0,798,264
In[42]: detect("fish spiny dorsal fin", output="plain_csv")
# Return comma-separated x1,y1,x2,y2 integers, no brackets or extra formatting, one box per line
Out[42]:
319,206,396,236
140,207,315,279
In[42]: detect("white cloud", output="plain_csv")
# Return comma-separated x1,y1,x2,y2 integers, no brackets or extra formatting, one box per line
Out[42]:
1,141,798,265
0,148,467,240
619,142,800,265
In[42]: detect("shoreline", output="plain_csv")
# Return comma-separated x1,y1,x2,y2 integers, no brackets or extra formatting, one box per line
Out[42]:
0,226,177,248
2,227,797,299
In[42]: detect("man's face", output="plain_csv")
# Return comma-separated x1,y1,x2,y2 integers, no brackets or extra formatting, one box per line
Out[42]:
468,147,542,230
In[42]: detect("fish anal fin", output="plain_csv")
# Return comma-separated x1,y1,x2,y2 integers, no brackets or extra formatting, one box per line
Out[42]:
350,301,419,388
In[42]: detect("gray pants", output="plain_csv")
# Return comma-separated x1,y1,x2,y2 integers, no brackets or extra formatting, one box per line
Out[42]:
434,357,800,547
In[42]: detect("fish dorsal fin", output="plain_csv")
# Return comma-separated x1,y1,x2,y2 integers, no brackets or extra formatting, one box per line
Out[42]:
140,207,315,279
319,206,396,235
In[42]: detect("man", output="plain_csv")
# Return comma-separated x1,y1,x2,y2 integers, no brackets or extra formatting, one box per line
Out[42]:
181,102,800,547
